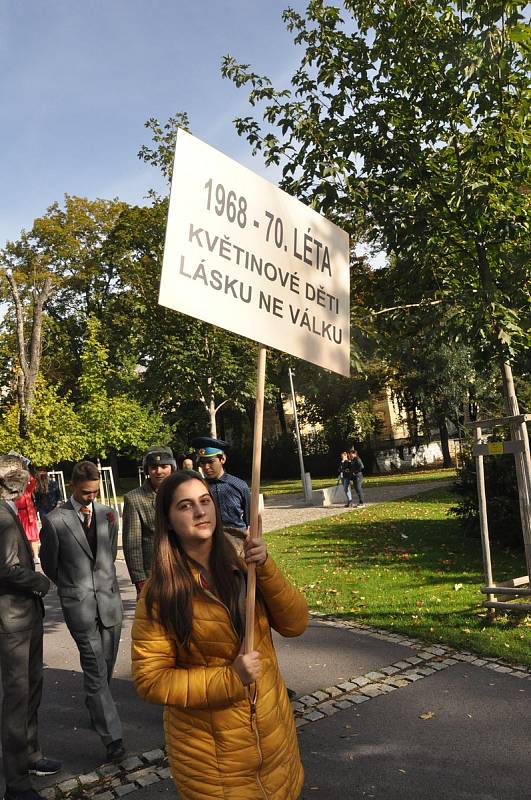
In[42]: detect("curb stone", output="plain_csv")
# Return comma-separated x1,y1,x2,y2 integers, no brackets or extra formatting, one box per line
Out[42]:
291,614,530,727
39,749,169,799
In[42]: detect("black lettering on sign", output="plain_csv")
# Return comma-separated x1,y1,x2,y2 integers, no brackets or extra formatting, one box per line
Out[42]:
259,291,284,318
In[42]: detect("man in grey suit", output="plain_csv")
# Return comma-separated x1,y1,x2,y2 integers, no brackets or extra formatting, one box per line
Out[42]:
40,460,125,762
0,454,61,800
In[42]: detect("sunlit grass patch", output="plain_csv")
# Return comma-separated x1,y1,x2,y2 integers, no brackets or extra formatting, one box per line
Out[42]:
266,488,529,666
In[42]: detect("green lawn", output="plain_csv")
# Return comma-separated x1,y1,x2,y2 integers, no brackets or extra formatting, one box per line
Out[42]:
260,467,456,496
266,486,530,666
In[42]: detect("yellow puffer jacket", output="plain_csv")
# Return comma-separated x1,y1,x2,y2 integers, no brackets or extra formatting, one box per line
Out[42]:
131,556,308,800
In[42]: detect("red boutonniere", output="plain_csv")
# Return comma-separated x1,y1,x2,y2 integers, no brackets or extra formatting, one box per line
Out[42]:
106,511,115,524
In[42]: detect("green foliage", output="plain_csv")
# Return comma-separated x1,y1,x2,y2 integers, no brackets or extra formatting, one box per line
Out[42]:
374,304,504,441
451,448,523,549
223,0,530,364
0,378,85,464
1,195,132,403
77,315,171,459
137,111,191,186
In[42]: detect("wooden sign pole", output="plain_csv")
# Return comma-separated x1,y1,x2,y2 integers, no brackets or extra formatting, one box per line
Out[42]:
244,344,267,653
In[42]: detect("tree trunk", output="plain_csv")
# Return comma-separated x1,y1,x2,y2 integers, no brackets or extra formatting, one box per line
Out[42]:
438,417,452,467
209,395,217,437
5,270,53,439
275,390,288,434
500,361,531,578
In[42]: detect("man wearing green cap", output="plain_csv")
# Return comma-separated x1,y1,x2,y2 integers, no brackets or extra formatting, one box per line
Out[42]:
122,446,176,596
192,437,250,547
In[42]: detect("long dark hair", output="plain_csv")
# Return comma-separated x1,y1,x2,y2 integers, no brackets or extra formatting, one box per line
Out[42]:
145,470,244,649
35,469,49,495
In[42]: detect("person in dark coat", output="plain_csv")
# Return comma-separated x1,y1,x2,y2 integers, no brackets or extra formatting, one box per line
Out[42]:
349,448,365,507
0,455,61,800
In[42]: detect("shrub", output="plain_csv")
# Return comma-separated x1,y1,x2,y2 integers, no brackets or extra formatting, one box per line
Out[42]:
450,447,523,549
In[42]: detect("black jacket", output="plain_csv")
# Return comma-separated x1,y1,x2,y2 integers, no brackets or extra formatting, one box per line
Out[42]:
0,501,49,633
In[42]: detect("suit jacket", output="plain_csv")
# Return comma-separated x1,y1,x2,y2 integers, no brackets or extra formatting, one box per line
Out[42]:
40,500,122,632
0,501,49,634
122,481,156,584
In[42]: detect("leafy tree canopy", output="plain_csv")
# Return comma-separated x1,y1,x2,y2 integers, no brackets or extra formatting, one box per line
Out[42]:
77,315,171,459
0,377,85,465
222,0,530,364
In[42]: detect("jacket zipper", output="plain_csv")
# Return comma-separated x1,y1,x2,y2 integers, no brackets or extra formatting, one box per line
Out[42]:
201,579,269,799
249,683,269,800
202,586,268,800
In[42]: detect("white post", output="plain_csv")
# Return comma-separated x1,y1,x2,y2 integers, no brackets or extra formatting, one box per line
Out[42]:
288,368,311,504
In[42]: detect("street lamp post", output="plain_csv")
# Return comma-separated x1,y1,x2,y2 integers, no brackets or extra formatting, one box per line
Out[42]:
288,368,312,503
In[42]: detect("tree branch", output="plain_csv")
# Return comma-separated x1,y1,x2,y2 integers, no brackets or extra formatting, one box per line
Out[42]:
371,299,445,316
214,398,230,414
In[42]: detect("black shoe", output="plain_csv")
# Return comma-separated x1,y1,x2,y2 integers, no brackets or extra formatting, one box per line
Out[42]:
287,688,297,700
106,739,126,762
28,757,62,776
5,788,45,800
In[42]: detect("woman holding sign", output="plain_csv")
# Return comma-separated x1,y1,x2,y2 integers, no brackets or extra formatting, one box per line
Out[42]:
131,470,307,799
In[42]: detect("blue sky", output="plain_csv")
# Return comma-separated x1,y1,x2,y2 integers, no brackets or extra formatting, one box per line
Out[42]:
0,0,313,247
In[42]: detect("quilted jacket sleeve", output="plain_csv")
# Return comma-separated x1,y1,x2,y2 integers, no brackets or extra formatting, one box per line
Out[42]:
256,556,308,638
131,597,247,710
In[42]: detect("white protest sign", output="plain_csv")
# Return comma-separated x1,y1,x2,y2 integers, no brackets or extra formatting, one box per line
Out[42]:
159,129,350,376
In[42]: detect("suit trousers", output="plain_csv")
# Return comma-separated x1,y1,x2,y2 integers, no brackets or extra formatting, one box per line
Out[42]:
0,615,43,791
71,617,122,746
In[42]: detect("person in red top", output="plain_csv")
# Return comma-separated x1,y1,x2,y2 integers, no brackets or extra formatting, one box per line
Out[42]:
14,462,40,564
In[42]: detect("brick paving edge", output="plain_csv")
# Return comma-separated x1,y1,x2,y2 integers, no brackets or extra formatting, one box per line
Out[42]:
292,613,530,728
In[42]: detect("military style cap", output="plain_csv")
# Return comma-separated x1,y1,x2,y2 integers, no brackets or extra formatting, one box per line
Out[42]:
143,445,177,473
191,437,231,457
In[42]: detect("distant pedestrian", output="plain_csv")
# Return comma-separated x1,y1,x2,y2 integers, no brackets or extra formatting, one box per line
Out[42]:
122,446,177,596
177,453,196,471
349,448,365,507
338,450,353,506
34,468,61,519
0,454,62,800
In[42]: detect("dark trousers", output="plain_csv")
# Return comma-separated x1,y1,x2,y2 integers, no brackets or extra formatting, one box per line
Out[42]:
353,473,364,504
70,618,122,746
0,615,43,791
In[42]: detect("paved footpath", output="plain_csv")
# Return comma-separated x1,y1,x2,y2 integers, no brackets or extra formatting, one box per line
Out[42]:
262,479,453,532
3,480,529,799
